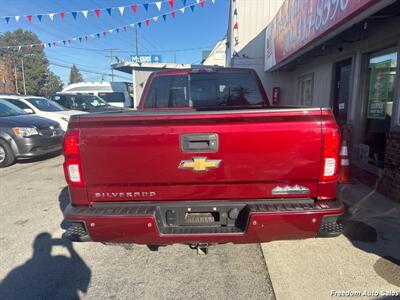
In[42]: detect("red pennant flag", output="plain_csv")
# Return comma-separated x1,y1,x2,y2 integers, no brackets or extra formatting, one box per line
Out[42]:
145,19,150,26
169,0,174,8
170,11,176,18
123,26,128,31
68,39,71,44
102,31,107,36
233,22,238,30
85,36,89,41
60,12,65,20
200,0,205,7
26,15,33,22
131,5,137,12
95,9,101,17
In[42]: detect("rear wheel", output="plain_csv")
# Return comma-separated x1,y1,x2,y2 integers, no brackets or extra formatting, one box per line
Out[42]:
0,140,15,168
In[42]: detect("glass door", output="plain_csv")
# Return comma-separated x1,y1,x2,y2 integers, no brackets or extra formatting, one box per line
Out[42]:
363,48,397,168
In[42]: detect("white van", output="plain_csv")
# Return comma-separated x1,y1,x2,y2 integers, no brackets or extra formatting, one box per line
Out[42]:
62,82,133,108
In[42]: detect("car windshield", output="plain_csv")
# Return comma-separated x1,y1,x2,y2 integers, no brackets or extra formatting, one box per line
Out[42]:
78,95,110,108
0,99,28,117
25,97,66,112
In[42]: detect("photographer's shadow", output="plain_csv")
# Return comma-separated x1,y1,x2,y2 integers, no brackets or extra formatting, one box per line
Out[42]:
0,232,91,299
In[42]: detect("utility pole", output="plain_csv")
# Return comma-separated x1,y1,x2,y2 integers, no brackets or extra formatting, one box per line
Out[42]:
21,58,26,95
105,48,118,82
135,27,139,56
14,65,18,94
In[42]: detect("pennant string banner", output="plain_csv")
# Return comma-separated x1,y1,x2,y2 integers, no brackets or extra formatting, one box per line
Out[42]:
0,0,214,50
0,0,200,23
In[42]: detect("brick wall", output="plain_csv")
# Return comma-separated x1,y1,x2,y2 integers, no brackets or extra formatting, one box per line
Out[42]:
378,132,400,202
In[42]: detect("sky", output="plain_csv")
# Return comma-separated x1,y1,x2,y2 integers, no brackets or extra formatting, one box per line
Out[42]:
0,0,229,84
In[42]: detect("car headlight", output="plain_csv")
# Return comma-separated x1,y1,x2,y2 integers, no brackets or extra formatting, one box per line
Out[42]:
61,117,69,122
12,127,39,137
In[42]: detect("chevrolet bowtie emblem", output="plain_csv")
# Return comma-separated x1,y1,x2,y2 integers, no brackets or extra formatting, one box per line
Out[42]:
179,157,221,172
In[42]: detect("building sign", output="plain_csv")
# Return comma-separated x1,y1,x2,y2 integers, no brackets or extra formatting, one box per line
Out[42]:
265,0,377,71
367,60,391,119
131,55,162,63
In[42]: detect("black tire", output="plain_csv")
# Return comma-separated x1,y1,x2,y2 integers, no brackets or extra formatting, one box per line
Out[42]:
0,140,15,168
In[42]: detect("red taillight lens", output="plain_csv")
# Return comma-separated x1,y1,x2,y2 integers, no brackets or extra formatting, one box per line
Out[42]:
63,130,84,187
320,126,341,182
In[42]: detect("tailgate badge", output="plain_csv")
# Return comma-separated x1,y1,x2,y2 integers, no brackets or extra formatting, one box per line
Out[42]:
179,157,221,172
272,185,310,195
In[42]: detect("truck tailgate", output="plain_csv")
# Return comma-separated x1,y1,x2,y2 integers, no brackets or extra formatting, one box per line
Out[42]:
78,109,322,202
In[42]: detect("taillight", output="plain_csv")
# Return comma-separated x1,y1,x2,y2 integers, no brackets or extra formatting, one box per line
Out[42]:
63,130,84,187
320,125,340,182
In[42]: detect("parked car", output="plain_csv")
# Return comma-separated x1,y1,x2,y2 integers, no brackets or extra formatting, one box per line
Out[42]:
51,93,127,113
61,81,133,108
0,95,85,131
62,67,343,251
0,99,64,168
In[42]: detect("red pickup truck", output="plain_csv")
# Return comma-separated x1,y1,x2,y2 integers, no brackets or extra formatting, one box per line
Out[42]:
62,67,344,250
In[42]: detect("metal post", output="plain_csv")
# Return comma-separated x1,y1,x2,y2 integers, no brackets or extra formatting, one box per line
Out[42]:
105,48,117,82
21,58,26,95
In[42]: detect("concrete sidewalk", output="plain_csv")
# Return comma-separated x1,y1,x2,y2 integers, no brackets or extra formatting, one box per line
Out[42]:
261,183,400,300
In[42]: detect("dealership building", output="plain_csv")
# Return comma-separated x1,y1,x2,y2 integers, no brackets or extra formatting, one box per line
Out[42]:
226,0,400,201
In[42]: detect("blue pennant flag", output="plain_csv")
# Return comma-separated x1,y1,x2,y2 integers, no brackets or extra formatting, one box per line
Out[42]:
162,14,167,21
37,15,43,22
106,8,112,16
63,40,66,45
190,4,195,12
143,3,149,11
182,0,187,5
234,8,238,15
5,17,10,24
48,43,51,48
79,37,82,43
138,22,142,28
72,12,78,19
116,28,120,33
96,33,100,38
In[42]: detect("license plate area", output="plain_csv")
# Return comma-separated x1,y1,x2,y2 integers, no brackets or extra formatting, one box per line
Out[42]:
158,203,247,228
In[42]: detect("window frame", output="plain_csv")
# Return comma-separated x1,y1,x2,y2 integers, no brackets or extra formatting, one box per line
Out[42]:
297,73,314,106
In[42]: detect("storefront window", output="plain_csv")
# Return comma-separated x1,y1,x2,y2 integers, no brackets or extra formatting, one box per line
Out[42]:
362,48,398,168
298,73,314,106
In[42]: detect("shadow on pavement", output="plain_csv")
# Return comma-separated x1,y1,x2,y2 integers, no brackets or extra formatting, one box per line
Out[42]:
0,232,91,299
17,151,62,164
59,187,70,229
339,184,400,286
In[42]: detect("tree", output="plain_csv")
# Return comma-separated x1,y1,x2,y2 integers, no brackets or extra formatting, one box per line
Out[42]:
0,29,63,96
41,71,64,98
69,64,84,84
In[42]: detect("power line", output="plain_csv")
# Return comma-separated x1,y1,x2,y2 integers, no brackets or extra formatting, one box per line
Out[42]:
48,61,131,81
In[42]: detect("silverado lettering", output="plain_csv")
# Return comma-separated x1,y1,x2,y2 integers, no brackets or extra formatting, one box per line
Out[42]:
62,67,344,248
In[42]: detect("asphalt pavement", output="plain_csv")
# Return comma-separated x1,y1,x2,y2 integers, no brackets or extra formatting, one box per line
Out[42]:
0,156,275,300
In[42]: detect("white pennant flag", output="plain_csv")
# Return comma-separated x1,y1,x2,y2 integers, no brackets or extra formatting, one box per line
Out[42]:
108,29,113,34
82,10,88,18
43,43,47,48
18,45,22,51
155,2,162,10
90,34,94,38
153,16,158,22
196,0,200,3
179,7,185,13
211,0,215,3
129,23,135,28
48,13,55,21
118,6,125,15
15,15,20,22
72,37,77,41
